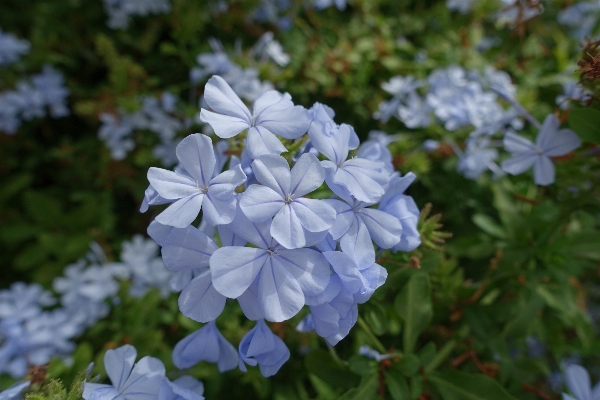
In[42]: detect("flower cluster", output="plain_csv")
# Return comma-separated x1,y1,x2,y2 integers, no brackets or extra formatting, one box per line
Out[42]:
142,74,421,375
102,0,172,29
83,344,205,400
0,29,30,66
0,65,70,134
98,92,187,165
558,1,600,40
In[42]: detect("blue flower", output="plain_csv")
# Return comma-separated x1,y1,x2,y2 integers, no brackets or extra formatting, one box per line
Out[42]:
200,75,311,159
158,376,204,400
83,345,165,400
501,115,581,185
102,0,171,29
562,364,600,400
239,153,336,249
172,320,238,372
209,209,330,322
0,381,30,400
239,319,290,377
147,133,246,228
0,29,29,66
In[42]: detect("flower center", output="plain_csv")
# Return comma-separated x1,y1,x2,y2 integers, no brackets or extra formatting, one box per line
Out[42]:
284,195,293,205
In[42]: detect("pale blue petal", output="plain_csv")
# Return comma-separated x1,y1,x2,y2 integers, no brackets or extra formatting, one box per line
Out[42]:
217,224,247,247
271,205,305,249
239,320,289,377
276,248,330,296
240,185,284,222
503,131,535,154
208,164,247,200
245,320,276,357
202,76,251,123
533,156,555,186
179,270,226,322
329,164,385,204
536,116,581,156
201,194,237,226
175,134,215,187
259,258,305,322
121,356,165,400
172,322,220,369
155,194,204,228
147,168,198,200
104,345,136,391
246,126,288,159
147,220,174,247
291,198,336,232
591,380,600,400
361,208,402,249
562,395,577,400
565,365,591,400
354,263,387,304
324,199,354,240
254,91,310,140
310,303,341,337
305,272,342,306
87,386,123,400
211,247,268,298
340,219,376,268
315,233,337,253
251,154,291,196
199,109,249,139
289,153,325,197
257,338,290,377
308,122,350,164
161,226,218,271
237,275,264,320
226,206,273,248
501,154,536,175
323,251,363,294
378,172,416,209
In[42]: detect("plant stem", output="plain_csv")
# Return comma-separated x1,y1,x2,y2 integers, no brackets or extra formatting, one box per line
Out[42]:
357,316,387,354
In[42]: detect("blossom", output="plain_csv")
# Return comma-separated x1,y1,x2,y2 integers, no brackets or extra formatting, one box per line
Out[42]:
309,122,389,203
0,29,29,66
0,381,30,400
238,319,290,377
209,210,330,322
102,0,171,29
200,75,311,159
146,133,246,227
562,364,600,400
158,376,205,400
501,115,581,185
172,321,238,372
239,153,336,249
83,345,165,400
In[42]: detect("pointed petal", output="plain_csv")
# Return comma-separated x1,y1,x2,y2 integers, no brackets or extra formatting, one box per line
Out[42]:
503,131,535,154
155,194,204,228
323,251,363,294
239,185,284,222
533,156,555,186
251,154,291,196
202,75,251,123
172,323,220,369
201,194,237,226
276,248,330,296
179,270,226,322
147,168,198,200
501,154,536,175
200,109,250,139
536,116,581,156
175,134,215,186
211,247,268,298
271,205,305,249
208,164,247,200
565,365,591,400
340,219,376,268
246,126,288,159
253,91,310,140
361,208,402,249
291,198,336,232
259,258,305,322
161,226,218,271
290,153,325,197
105,345,136,391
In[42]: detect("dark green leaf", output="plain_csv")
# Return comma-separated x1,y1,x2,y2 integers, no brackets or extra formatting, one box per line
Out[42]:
305,349,360,390
394,273,433,354
429,370,518,400
568,108,600,143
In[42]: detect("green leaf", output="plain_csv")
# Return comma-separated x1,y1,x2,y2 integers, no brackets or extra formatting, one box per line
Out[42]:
338,373,378,400
364,302,388,335
472,214,506,239
395,354,421,376
385,372,410,400
305,349,360,390
568,108,600,143
394,273,433,354
429,370,518,400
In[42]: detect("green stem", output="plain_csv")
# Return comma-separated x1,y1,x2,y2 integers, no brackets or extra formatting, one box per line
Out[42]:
424,340,457,374
327,344,346,366
357,316,387,354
